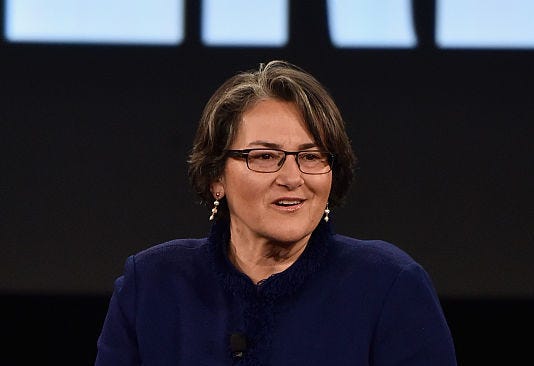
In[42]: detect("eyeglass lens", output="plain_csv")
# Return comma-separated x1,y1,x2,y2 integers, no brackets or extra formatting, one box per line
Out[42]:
246,149,331,174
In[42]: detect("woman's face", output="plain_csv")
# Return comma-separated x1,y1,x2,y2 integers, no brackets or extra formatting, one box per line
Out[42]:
211,98,332,245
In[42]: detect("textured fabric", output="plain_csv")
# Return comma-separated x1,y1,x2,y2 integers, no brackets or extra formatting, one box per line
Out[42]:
96,219,457,365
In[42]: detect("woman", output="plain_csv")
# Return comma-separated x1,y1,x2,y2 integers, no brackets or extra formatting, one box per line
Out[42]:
96,60,457,365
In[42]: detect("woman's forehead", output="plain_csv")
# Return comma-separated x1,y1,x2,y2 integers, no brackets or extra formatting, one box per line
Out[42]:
233,99,316,148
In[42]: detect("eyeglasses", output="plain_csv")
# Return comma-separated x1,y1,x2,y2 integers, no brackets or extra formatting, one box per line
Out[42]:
226,148,334,174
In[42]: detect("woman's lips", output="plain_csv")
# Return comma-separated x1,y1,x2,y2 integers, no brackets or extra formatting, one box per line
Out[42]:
272,199,305,211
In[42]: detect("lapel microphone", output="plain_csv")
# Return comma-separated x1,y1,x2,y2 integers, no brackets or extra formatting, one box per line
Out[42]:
230,332,248,358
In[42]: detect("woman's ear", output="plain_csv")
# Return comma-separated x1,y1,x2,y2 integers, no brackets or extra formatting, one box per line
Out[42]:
210,178,225,200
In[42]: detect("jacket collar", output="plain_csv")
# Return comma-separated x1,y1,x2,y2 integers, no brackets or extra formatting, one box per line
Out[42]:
206,218,333,300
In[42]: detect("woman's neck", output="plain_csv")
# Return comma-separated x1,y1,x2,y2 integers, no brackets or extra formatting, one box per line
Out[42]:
227,234,310,285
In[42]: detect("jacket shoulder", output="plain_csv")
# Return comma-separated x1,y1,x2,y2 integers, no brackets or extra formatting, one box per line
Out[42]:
331,234,419,272
132,237,209,267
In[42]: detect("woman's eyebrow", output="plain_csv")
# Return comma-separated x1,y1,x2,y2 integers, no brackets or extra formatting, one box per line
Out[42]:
245,141,318,149
245,141,281,149
298,143,319,150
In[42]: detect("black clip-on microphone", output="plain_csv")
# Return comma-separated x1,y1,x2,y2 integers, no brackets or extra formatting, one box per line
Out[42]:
230,332,248,359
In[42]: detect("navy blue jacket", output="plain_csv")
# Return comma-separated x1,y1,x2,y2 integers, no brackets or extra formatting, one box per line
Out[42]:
96,220,457,365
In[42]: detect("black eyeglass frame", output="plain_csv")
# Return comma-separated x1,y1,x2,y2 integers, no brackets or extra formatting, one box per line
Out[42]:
226,148,334,175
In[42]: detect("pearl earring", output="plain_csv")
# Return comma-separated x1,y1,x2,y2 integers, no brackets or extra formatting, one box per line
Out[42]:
209,193,221,221
324,203,330,222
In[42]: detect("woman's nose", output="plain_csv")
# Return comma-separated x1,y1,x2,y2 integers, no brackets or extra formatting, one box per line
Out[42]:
275,155,304,188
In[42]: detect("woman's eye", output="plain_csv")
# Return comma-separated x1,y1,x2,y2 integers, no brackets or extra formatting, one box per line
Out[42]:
250,151,277,160
302,153,320,161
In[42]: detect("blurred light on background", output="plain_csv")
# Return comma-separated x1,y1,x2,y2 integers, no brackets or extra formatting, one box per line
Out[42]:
201,0,288,47
4,0,534,49
5,0,184,45
327,0,417,48
437,0,534,49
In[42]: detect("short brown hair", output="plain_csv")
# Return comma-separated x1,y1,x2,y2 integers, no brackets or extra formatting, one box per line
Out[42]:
188,60,356,217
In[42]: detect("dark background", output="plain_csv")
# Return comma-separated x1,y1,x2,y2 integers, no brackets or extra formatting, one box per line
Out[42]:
1,1,532,364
